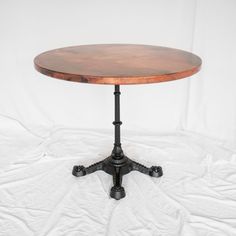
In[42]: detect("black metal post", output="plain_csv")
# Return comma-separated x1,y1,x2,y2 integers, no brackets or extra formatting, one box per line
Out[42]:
112,85,124,159
72,84,163,200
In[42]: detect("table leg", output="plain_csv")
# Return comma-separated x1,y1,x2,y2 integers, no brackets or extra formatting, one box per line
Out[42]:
72,85,163,200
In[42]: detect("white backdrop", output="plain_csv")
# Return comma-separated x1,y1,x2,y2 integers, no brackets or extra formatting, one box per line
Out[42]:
1,0,235,148
1,1,236,235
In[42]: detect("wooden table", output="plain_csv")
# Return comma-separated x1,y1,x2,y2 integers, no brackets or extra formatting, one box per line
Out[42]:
34,44,202,200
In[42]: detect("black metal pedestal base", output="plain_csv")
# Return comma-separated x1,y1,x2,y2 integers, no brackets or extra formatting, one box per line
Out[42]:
72,154,163,200
72,85,163,200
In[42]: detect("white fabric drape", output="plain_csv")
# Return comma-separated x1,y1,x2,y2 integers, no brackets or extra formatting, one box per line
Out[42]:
0,0,236,235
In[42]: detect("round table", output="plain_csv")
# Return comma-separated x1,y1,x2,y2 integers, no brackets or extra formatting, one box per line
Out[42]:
34,44,202,200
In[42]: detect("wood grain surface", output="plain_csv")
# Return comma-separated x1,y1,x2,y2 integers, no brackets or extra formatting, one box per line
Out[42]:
34,44,202,85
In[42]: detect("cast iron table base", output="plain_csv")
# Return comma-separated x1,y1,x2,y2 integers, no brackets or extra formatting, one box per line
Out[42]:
72,85,163,200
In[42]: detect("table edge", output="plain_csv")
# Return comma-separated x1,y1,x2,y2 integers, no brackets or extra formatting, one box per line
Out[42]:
34,60,202,85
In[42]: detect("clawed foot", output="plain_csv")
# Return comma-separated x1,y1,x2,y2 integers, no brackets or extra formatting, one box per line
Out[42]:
149,166,163,177
110,186,125,200
72,165,86,177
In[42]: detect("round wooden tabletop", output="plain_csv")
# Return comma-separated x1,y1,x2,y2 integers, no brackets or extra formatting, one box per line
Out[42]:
34,44,202,85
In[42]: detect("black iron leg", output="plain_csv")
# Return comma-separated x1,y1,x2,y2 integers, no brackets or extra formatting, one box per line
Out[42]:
110,167,125,200
72,161,104,177
131,160,163,177
72,85,163,200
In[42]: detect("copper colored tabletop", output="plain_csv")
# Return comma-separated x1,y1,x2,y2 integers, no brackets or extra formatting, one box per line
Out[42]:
34,44,202,85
